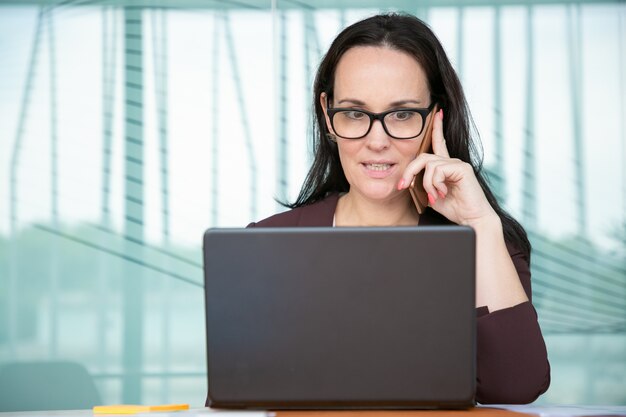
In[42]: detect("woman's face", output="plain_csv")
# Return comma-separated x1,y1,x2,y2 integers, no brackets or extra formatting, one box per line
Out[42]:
322,46,433,202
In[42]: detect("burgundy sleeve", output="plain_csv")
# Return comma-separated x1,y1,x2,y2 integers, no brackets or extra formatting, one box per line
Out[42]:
475,243,551,404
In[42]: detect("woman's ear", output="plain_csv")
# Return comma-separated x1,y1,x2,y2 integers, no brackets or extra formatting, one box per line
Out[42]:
320,92,335,137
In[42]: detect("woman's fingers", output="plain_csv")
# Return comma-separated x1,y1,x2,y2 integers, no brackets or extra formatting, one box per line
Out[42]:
398,152,432,190
399,153,455,196
431,109,450,158
400,145,493,224
421,159,449,203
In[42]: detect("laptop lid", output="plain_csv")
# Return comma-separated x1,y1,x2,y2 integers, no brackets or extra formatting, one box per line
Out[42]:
203,226,476,409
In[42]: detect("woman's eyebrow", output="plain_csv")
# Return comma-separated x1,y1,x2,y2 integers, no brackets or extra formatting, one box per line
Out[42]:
336,98,366,106
336,98,423,106
389,99,423,106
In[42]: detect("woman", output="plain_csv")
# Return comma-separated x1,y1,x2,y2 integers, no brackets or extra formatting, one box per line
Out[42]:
250,13,550,404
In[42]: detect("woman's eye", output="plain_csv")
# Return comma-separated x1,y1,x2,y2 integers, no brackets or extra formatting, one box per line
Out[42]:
344,111,366,120
392,111,416,121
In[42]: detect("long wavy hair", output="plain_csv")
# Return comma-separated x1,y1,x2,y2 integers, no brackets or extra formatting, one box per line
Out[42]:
286,12,531,261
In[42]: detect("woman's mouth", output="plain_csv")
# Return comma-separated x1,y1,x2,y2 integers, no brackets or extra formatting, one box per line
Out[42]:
361,162,397,178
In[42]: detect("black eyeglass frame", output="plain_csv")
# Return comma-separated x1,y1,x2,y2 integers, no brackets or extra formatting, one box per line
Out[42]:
326,98,438,140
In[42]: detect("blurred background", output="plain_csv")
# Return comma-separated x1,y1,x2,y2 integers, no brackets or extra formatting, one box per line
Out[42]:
0,0,625,409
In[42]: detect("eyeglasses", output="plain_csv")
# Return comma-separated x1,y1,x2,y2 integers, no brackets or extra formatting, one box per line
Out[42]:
326,100,437,140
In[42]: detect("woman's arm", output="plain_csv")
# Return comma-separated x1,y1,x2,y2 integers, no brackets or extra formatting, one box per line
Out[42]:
474,239,551,404
470,214,528,312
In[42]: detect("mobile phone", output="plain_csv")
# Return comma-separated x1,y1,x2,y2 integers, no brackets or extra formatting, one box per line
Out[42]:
409,104,439,214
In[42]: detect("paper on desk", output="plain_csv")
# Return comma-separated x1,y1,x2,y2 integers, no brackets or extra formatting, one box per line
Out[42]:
489,404,626,417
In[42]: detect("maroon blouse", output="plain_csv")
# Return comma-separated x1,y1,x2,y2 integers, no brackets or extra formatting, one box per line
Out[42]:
248,193,550,404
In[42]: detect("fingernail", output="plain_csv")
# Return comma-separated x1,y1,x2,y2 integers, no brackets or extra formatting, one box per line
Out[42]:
427,193,436,206
439,109,444,120
438,190,446,199
397,178,405,190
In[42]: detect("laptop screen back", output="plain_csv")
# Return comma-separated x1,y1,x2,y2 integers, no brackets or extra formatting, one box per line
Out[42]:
203,226,476,409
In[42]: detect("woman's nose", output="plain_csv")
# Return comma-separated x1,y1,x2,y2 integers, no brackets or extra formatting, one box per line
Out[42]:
365,119,392,150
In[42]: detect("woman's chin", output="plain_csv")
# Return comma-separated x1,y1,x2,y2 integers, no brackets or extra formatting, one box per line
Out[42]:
355,181,401,201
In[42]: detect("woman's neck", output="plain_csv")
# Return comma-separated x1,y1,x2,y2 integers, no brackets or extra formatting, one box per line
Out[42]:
335,191,420,227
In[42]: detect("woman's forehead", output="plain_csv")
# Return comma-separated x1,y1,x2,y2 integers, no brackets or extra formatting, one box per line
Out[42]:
333,46,430,103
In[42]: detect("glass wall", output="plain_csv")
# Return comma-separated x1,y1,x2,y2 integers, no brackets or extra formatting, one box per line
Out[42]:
0,0,624,408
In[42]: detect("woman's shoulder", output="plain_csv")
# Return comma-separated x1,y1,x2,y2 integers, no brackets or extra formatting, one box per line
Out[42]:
248,194,340,228
247,207,305,228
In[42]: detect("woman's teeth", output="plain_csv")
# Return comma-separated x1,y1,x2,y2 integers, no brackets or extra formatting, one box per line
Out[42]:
365,163,392,171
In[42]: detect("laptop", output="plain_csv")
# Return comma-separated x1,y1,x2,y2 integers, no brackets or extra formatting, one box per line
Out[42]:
203,226,476,409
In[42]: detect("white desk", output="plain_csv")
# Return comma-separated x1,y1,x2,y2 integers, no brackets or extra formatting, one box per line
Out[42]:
1,405,626,417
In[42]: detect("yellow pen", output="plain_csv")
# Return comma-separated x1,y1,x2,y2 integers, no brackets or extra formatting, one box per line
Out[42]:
93,403,189,414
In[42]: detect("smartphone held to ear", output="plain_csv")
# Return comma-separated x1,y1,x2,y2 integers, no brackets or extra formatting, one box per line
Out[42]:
409,104,438,214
